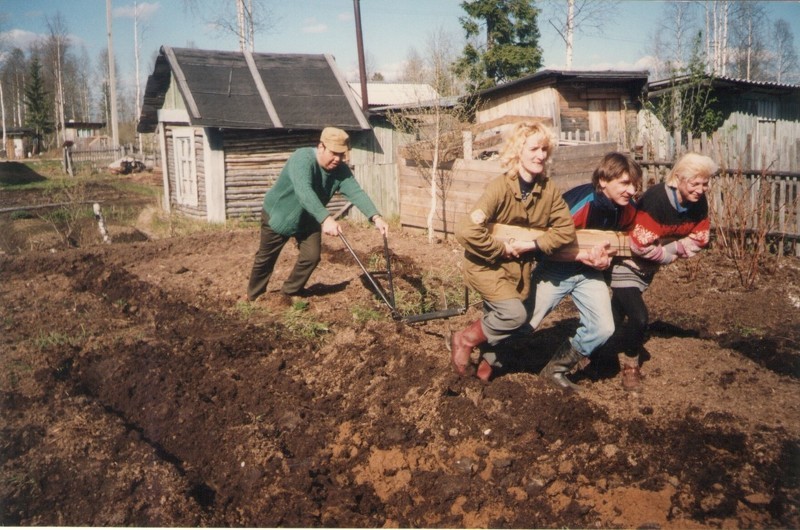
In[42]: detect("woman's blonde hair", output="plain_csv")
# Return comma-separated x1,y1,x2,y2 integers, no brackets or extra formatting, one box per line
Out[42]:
666,152,719,186
499,121,555,177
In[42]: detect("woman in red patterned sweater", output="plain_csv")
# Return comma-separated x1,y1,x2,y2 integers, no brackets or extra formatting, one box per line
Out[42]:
608,152,718,390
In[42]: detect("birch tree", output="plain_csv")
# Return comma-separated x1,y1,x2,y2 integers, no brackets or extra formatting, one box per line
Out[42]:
543,0,619,69
389,101,473,242
771,19,799,84
646,2,697,80
703,0,730,76
133,1,150,153
729,1,767,81
425,27,460,97
0,13,8,155
182,0,276,52
3,48,27,127
45,13,69,148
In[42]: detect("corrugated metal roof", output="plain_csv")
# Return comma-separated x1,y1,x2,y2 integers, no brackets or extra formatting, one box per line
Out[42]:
348,83,440,107
138,46,369,133
648,74,800,92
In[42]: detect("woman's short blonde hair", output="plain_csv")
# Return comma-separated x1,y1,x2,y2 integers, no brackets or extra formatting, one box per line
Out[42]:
499,121,555,177
666,152,719,187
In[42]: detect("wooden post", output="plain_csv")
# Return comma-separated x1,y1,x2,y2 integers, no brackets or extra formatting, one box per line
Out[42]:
462,130,473,161
745,134,752,170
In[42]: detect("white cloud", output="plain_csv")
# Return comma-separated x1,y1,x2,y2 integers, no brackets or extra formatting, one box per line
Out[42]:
1,29,42,50
302,18,328,34
337,12,353,22
544,54,656,72
114,2,161,20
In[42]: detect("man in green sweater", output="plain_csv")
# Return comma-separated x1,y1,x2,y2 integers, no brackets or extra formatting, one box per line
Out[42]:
247,127,389,302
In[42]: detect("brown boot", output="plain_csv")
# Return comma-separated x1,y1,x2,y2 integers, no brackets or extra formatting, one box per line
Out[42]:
450,320,487,376
619,353,641,391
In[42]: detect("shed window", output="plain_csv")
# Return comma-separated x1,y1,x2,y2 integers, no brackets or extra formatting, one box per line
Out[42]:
173,128,198,207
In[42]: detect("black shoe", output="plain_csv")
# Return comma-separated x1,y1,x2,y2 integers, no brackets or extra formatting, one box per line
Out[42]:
281,287,312,297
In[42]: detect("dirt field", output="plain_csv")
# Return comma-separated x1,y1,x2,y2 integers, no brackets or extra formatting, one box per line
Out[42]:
1,165,799,528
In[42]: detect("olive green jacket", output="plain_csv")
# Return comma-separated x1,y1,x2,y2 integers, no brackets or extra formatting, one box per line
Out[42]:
456,172,576,302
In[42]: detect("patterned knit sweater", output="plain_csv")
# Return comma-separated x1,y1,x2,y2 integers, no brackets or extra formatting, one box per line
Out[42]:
610,182,710,290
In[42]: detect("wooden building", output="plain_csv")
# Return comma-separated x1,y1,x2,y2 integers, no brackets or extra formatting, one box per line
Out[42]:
137,46,369,222
3,127,34,160
473,69,649,148
63,121,106,148
642,75,800,171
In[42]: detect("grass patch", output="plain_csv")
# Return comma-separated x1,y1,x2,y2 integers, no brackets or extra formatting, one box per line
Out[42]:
33,329,86,350
283,302,330,340
109,179,160,198
351,305,385,323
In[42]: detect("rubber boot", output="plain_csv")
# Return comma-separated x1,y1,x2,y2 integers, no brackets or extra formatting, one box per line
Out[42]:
619,352,642,391
541,341,584,392
450,320,487,376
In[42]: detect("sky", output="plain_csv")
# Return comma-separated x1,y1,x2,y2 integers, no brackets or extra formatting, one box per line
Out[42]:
3,0,800,96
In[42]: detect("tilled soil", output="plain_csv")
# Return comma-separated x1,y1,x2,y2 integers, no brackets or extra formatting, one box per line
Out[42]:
1,199,799,527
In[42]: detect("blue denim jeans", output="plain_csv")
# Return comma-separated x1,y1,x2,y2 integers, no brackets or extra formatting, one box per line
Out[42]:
529,261,615,357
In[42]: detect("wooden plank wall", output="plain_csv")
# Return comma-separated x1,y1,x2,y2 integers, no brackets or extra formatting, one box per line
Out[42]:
637,109,800,172
222,130,317,220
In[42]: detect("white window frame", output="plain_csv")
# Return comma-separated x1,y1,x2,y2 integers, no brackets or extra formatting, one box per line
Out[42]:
172,127,198,207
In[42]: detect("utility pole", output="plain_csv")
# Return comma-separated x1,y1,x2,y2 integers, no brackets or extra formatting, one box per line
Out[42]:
106,0,119,148
353,0,368,111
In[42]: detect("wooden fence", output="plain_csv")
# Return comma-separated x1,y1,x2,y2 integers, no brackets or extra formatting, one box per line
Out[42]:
387,144,800,256
640,160,800,254
396,142,613,235
62,144,160,175
636,110,800,173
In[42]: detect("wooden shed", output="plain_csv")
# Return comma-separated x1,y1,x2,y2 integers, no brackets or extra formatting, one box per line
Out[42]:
642,75,800,171
473,70,649,148
137,46,370,222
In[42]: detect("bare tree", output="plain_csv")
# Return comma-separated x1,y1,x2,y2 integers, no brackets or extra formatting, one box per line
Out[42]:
182,0,277,52
425,27,460,97
400,28,460,96
401,47,427,84
44,13,70,148
106,0,119,147
3,48,27,128
646,1,698,79
74,46,93,121
772,19,799,84
543,0,619,69
0,12,8,155
132,1,151,153
729,1,767,81
388,95,477,242
703,0,730,76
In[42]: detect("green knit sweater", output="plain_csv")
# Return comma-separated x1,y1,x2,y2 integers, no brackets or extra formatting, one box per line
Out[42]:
262,147,380,236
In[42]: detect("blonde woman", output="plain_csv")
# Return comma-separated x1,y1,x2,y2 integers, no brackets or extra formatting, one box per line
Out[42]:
609,152,717,390
451,121,576,381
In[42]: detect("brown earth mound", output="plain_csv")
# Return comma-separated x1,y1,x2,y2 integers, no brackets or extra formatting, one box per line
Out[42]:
1,187,798,527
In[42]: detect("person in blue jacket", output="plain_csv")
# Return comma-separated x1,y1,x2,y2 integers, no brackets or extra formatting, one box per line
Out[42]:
529,152,642,391
247,127,389,302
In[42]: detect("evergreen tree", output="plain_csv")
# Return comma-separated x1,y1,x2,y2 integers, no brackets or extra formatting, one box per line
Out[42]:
24,56,52,154
453,0,542,92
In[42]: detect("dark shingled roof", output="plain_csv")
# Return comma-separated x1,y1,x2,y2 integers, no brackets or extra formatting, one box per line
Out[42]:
137,46,369,133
